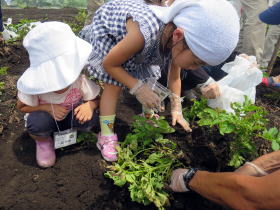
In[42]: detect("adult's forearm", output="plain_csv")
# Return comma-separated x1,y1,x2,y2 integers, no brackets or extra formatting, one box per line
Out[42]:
189,171,248,209
189,170,280,210
252,150,280,174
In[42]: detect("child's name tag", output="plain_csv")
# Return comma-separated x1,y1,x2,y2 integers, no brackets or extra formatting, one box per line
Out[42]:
54,129,77,149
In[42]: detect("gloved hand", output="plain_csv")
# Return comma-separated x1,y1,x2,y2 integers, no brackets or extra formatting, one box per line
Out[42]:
170,93,192,132
169,168,189,192
201,82,221,99
239,54,258,68
130,80,161,109
198,77,221,99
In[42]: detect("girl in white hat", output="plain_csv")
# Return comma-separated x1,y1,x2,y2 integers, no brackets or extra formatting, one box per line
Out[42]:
16,21,101,168
80,0,240,162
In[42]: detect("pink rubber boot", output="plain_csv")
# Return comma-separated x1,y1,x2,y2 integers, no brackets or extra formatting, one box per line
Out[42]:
35,137,56,168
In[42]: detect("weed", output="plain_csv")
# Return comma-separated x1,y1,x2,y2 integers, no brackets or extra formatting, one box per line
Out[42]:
66,9,87,34
0,67,8,76
262,127,280,151
0,82,5,89
6,19,37,42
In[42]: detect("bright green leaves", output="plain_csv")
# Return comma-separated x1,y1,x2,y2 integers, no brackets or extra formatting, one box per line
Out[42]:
262,127,280,151
183,96,271,168
104,116,181,209
272,141,280,151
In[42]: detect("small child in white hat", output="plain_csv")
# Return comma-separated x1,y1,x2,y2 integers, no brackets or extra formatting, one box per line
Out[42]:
16,21,100,168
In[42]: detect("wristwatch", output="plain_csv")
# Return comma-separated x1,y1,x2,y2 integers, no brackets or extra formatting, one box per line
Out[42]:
182,168,198,190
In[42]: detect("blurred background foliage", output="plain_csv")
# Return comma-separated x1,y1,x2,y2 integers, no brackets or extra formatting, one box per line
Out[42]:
1,0,87,8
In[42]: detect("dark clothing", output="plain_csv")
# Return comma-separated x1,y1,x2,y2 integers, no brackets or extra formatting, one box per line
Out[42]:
0,2,4,32
181,51,239,91
27,110,99,137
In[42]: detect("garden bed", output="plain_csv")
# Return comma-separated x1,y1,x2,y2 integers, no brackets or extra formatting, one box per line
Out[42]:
0,8,279,210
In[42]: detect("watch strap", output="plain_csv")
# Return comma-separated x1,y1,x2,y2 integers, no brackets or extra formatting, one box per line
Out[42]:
183,168,198,191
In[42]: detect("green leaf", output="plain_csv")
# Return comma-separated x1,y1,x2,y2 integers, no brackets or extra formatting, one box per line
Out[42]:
272,141,280,151
146,153,164,164
125,174,136,183
219,122,235,135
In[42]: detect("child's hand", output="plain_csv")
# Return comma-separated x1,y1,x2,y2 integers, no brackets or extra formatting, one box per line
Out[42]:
45,104,69,121
74,101,97,124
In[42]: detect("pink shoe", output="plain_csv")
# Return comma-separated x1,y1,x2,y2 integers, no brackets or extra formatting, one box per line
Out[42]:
35,137,56,168
96,133,118,162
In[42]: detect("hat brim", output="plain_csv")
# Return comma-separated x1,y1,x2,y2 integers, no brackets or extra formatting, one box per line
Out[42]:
259,2,280,25
17,37,92,95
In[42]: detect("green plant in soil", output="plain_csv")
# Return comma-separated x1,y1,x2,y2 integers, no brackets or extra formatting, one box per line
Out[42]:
262,127,280,151
105,115,183,209
0,67,8,76
184,97,270,168
6,19,37,42
66,9,87,34
0,82,5,97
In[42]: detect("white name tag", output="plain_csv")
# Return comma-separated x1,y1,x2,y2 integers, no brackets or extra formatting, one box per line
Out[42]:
54,128,77,149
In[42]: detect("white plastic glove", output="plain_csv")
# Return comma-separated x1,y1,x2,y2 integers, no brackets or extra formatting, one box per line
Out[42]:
239,54,258,68
170,93,192,132
198,77,221,99
130,80,161,109
169,168,189,192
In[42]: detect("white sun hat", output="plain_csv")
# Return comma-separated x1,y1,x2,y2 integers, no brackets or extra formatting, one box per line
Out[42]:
17,21,92,95
149,0,240,66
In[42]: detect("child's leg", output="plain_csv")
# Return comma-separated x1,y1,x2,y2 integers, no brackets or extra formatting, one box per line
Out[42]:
99,83,122,135
27,111,56,168
97,83,121,162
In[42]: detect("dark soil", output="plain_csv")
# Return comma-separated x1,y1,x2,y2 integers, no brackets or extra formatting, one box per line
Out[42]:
0,8,279,210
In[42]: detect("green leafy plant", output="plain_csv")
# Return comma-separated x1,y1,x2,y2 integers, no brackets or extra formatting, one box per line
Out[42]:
183,97,208,123
105,116,182,209
6,19,37,42
183,97,269,168
262,127,280,151
7,0,86,9
0,67,8,76
67,9,87,34
0,82,5,97
0,82,5,89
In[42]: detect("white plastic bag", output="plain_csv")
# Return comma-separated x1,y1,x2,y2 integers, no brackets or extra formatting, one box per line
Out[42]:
207,55,263,113
2,28,18,40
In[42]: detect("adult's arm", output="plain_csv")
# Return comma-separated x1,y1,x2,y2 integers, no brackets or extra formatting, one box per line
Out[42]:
189,169,280,210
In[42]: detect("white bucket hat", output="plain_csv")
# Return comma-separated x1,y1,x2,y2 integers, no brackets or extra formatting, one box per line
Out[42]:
17,21,92,95
149,0,240,66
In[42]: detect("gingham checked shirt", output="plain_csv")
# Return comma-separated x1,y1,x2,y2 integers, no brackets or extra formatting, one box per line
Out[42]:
79,0,166,86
